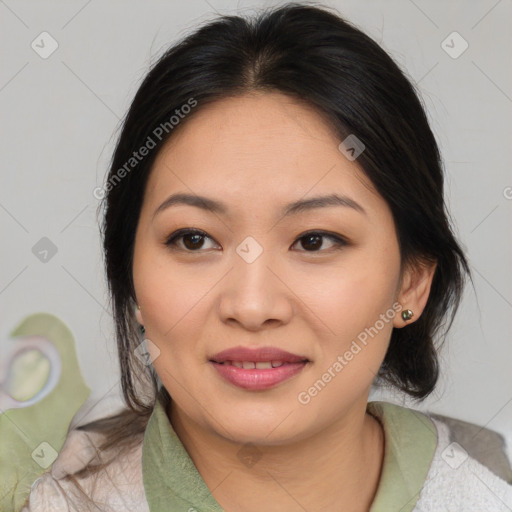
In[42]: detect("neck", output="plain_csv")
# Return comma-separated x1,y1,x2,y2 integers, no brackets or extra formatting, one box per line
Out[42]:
168,398,385,512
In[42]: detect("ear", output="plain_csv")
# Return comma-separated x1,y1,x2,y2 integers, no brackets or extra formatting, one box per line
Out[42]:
135,306,144,326
393,259,437,328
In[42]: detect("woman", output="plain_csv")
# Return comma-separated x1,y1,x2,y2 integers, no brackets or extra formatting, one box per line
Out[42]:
22,3,512,511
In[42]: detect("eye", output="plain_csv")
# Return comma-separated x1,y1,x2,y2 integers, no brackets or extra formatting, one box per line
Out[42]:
291,231,348,252
164,229,348,253
164,229,219,252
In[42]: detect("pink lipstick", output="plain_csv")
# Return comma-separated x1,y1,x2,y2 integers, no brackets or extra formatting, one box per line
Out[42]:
209,346,309,390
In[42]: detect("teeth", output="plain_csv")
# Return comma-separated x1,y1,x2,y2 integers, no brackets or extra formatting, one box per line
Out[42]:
255,361,272,369
219,360,287,368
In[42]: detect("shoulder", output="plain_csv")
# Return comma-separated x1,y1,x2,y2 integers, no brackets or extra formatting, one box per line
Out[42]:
21,428,149,512
415,415,512,511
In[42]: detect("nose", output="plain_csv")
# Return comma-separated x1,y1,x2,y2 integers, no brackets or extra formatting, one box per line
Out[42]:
217,246,293,332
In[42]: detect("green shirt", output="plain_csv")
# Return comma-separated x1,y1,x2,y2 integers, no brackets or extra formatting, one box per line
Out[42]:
142,390,437,512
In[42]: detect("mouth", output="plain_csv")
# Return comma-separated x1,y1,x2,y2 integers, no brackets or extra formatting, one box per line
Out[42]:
209,346,310,391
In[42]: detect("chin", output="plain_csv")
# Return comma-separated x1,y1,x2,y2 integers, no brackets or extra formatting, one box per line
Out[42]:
205,403,312,446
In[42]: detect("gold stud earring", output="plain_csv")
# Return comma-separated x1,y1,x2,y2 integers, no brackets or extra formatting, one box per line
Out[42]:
401,309,414,322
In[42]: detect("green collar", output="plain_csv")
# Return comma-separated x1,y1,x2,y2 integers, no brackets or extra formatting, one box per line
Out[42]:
366,401,437,511
142,391,437,512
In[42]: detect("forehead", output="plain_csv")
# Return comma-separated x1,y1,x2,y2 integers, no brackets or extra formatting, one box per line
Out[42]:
144,92,380,216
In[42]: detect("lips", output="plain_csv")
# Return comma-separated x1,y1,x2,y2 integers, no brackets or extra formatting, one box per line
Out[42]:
209,346,309,390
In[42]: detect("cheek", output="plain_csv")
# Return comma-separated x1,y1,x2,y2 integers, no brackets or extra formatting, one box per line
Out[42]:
301,244,400,381
132,252,219,360
140,278,201,340
311,257,400,335
297,271,398,411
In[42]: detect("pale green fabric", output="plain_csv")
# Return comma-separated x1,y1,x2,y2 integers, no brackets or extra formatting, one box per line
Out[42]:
0,313,90,512
367,402,437,511
142,390,437,512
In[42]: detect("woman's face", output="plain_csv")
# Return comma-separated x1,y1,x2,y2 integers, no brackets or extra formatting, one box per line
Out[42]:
132,91,413,445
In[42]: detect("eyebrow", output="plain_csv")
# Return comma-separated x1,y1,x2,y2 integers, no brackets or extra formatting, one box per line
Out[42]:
152,192,366,220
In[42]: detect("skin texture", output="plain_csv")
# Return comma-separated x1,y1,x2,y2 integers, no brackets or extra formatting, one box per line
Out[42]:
132,91,436,512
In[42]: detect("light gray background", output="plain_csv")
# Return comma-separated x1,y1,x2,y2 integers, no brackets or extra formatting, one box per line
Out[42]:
1,0,511,461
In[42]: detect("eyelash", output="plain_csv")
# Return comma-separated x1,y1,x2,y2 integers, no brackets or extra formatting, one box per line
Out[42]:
164,228,348,253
